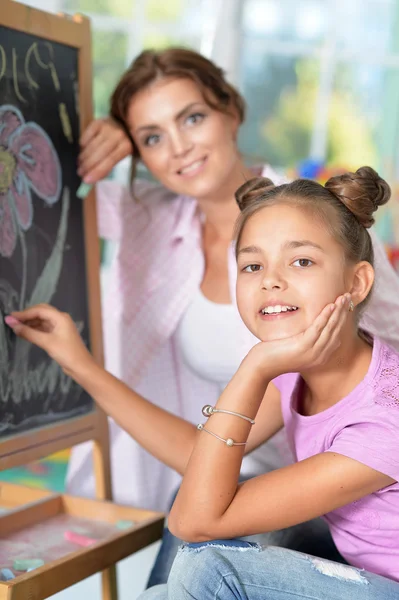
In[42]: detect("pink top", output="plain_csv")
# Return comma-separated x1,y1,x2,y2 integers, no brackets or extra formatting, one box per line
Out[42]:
66,170,399,512
277,338,399,581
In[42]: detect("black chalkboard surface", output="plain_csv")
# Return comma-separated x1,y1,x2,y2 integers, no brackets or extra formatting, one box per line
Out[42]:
0,26,93,437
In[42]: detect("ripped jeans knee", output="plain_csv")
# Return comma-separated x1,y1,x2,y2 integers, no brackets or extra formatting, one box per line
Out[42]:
166,541,399,600
309,556,368,584
180,538,263,554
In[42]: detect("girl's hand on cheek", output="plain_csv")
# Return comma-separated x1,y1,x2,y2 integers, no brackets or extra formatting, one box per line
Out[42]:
245,293,351,381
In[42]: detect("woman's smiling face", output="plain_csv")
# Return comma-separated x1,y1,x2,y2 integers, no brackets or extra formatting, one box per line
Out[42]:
126,77,240,201
236,203,351,342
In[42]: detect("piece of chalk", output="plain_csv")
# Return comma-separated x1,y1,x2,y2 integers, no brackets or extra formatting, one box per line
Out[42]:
64,530,97,547
115,520,134,530
0,568,15,581
76,182,93,199
13,559,44,571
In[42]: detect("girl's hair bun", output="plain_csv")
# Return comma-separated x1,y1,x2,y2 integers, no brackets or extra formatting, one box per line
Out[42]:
324,166,391,228
235,177,275,211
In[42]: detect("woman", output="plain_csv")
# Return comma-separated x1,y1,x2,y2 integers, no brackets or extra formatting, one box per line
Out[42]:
74,48,399,586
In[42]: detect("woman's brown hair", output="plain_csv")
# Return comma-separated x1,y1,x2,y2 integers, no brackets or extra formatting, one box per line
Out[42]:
234,167,391,307
110,47,246,186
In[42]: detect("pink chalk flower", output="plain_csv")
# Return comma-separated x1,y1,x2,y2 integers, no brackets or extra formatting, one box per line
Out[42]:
0,105,61,257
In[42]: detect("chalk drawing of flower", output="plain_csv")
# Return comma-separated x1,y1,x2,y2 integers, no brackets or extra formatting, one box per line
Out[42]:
0,104,61,258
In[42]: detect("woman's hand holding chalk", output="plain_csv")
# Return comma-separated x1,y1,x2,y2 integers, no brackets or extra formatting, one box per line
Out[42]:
78,117,133,183
76,182,93,199
64,530,97,547
3,304,95,377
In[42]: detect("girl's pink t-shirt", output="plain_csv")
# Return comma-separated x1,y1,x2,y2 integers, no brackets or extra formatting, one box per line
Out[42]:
277,337,399,581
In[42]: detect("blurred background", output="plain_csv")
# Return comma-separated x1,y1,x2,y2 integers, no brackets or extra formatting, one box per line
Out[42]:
16,0,399,257
17,0,399,184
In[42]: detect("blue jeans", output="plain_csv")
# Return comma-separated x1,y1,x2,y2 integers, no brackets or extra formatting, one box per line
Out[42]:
147,490,344,588
139,540,399,599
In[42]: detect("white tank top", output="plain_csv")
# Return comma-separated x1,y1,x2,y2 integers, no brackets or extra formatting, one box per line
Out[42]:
175,289,249,392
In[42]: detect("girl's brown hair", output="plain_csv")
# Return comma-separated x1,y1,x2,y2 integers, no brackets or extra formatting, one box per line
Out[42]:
110,47,246,186
234,167,391,305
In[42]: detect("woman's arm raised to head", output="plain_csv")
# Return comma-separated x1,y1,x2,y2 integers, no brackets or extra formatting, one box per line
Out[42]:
78,118,133,184
78,118,138,243
361,228,399,351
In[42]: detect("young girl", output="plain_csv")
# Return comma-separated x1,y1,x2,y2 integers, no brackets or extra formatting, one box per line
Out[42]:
6,166,399,599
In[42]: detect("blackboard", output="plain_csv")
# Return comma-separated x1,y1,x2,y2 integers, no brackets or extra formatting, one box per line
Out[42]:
0,26,93,437
0,15,115,598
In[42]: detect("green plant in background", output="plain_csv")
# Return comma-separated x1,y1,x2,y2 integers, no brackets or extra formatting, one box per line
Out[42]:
64,0,133,18
146,0,183,21
263,60,377,170
64,0,188,119
92,32,128,118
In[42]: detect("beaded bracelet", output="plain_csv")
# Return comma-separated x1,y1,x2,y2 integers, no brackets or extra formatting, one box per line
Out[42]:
202,404,255,425
197,423,247,447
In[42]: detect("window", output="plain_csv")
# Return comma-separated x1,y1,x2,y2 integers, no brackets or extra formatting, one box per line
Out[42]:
240,0,399,170
240,0,399,256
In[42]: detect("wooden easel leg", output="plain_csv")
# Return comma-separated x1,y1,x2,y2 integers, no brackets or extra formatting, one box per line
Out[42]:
93,413,118,600
101,565,118,600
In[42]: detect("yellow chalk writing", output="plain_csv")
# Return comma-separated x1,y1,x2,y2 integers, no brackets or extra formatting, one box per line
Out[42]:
0,41,61,100
59,102,73,143
12,48,27,103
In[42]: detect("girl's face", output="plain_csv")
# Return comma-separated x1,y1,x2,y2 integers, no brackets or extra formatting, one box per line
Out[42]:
126,77,240,200
236,203,354,342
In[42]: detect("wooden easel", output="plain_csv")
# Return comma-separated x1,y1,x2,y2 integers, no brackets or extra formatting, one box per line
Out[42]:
0,3,163,599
